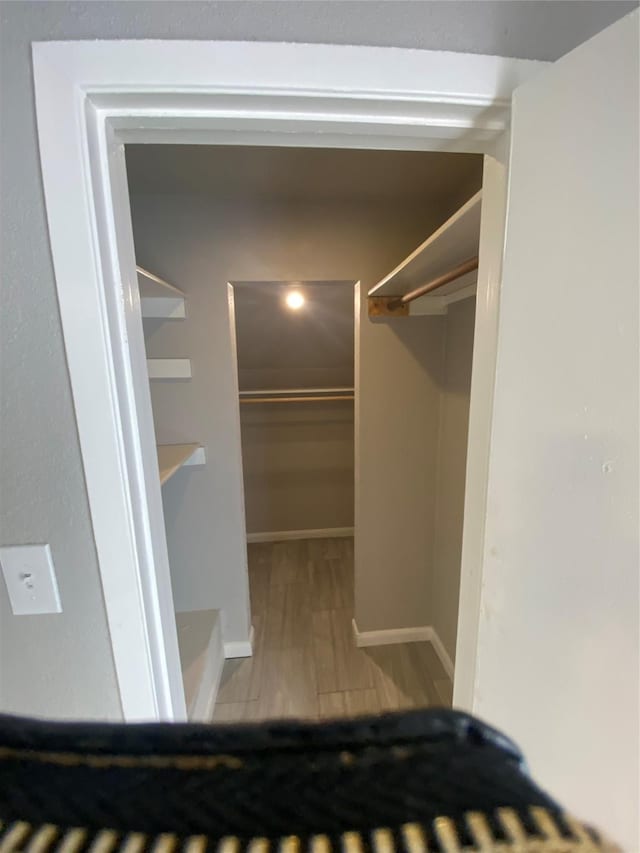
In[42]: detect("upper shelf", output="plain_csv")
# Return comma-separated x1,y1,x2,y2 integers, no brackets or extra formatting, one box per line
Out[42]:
138,265,186,319
157,443,205,486
138,265,185,298
368,190,482,304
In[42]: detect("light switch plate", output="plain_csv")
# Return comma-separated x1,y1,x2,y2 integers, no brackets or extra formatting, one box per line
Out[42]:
0,544,62,615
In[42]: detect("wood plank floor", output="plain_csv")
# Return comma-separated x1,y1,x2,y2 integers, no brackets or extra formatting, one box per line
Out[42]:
212,538,453,723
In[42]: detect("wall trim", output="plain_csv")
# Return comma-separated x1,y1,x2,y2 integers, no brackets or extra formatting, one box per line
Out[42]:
247,527,354,544
188,616,224,722
427,628,455,681
32,37,541,720
352,619,432,647
352,619,454,680
224,625,254,659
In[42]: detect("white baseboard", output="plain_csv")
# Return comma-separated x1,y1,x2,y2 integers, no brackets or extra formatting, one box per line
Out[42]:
352,619,454,681
224,625,255,659
189,615,224,722
352,620,432,648
246,527,354,544
427,626,455,681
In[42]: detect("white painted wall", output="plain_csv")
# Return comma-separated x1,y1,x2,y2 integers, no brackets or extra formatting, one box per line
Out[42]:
431,298,476,662
474,15,639,846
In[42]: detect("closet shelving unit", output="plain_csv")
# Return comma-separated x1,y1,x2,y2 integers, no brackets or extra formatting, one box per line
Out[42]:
139,266,193,381
139,264,215,721
157,444,206,486
139,265,205,484
138,265,186,319
367,190,482,318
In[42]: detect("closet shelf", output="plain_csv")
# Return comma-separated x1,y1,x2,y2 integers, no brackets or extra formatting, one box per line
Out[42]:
368,190,482,317
157,444,205,486
147,358,192,380
138,265,186,319
138,265,185,298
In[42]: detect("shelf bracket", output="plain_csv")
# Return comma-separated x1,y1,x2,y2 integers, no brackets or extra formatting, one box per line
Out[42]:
367,296,410,319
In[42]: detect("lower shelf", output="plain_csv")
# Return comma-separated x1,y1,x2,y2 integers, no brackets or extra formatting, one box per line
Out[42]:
175,609,223,721
147,358,192,380
157,443,205,485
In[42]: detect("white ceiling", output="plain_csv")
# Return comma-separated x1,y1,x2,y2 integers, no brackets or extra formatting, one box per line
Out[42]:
126,146,483,205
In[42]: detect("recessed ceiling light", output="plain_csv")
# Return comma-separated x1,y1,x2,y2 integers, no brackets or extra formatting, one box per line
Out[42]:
285,290,305,311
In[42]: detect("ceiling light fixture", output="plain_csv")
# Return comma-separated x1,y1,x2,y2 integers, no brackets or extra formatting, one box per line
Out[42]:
285,290,305,311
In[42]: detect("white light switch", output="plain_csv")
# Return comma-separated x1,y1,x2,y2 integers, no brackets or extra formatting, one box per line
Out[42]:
0,544,62,615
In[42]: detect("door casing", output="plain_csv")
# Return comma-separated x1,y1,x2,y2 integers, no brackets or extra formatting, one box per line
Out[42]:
32,40,545,720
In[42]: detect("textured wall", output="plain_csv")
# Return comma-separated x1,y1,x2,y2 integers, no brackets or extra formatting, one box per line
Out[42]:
431,298,476,663
1,0,634,717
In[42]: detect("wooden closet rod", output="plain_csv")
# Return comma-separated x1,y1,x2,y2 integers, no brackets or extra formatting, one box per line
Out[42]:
241,395,354,404
389,255,479,308
240,387,353,397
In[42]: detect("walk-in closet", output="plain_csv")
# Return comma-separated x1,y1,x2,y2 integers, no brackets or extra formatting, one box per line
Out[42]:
126,145,484,721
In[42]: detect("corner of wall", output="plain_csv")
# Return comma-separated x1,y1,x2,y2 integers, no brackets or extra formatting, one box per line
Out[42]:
429,308,450,641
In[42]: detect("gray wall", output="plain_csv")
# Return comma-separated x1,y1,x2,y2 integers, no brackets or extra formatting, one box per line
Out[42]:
431,298,476,662
240,401,354,534
235,281,355,535
2,0,635,718
357,310,445,631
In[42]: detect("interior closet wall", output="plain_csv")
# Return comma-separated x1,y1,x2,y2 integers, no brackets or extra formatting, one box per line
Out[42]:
128,190,466,638
240,401,354,534
431,298,476,663
235,283,355,535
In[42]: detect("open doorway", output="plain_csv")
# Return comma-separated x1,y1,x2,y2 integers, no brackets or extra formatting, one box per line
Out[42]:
233,280,356,541
226,279,357,719
125,145,482,721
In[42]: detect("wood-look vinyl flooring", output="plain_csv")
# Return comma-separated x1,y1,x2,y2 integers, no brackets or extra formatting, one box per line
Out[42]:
212,538,453,723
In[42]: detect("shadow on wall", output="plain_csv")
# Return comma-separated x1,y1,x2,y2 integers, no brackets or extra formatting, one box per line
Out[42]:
370,314,448,388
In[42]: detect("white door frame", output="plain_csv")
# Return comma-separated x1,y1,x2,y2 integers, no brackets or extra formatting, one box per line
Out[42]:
32,40,545,720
